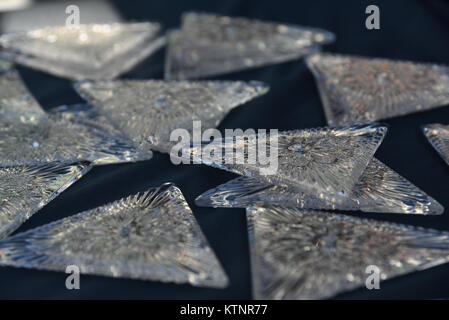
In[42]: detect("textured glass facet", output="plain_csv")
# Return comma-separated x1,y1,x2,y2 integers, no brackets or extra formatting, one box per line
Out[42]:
0,161,91,240
75,79,268,153
247,206,449,300
165,12,335,79
306,53,449,126
0,184,228,288
0,23,164,80
0,59,46,123
185,124,387,195
423,124,449,166
196,158,443,214
0,115,152,166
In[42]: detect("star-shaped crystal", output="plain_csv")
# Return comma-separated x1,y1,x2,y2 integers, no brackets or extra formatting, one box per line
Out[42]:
306,53,449,125
165,12,335,79
247,206,449,299
0,161,91,240
195,157,443,214
75,79,269,153
423,124,449,167
0,23,164,80
0,184,228,288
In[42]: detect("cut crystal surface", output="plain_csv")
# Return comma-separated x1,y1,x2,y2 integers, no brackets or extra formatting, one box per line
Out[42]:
0,184,228,288
0,161,91,240
0,23,164,80
0,59,46,123
423,124,449,166
185,124,387,195
247,206,449,299
196,158,443,214
165,12,335,79
75,79,268,153
306,53,449,126
0,114,152,166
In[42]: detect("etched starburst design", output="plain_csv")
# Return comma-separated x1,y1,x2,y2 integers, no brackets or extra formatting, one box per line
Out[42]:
165,12,335,79
306,53,449,125
185,124,387,195
196,157,443,214
247,206,449,299
423,124,449,166
75,79,268,153
0,23,164,80
0,161,91,240
0,184,228,288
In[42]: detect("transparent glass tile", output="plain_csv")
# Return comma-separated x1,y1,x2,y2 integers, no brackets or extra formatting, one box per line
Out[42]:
423,124,449,167
0,59,46,123
75,79,269,153
0,183,229,288
196,158,443,214
0,161,91,240
0,115,152,166
0,23,164,80
185,123,387,196
247,206,449,299
165,12,335,79
306,53,449,126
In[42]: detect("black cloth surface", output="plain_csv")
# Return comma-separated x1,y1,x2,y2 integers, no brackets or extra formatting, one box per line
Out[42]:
0,0,448,299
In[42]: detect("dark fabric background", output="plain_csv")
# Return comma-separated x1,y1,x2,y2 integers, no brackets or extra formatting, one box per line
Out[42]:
0,0,448,299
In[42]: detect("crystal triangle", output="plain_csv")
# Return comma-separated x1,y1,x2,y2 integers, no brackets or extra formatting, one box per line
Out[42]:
247,206,449,299
423,124,449,167
75,79,269,153
0,59,46,123
0,184,228,288
196,158,443,214
185,123,387,195
306,53,449,126
0,161,91,240
0,23,164,80
165,12,335,79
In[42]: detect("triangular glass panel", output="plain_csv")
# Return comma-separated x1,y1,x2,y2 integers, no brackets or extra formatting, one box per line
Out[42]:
75,79,269,153
306,53,449,126
0,23,164,80
196,158,443,214
423,124,449,167
247,205,449,299
0,114,152,166
0,183,228,288
0,59,46,123
184,123,387,196
165,12,335,79
0,161,91,240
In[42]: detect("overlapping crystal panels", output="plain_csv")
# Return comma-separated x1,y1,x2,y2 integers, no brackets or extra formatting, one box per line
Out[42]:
423,124,449,166
184,123,387,196
0,184,228,288
75,79,268,153
0,161,91,240
306,53,449,125
248,206,449,299
196,157,443,214
0,23,164,80
165,12,335,79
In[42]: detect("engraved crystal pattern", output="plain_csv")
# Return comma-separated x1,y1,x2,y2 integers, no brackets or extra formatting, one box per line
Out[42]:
0,184,228,288
306,53,449,125
0,161,91,240
165,12,335,79
76,79,268,153
247,206,449,299
196,158,443,214
0,23,164,80
423,124,449,166
185,124,387,195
